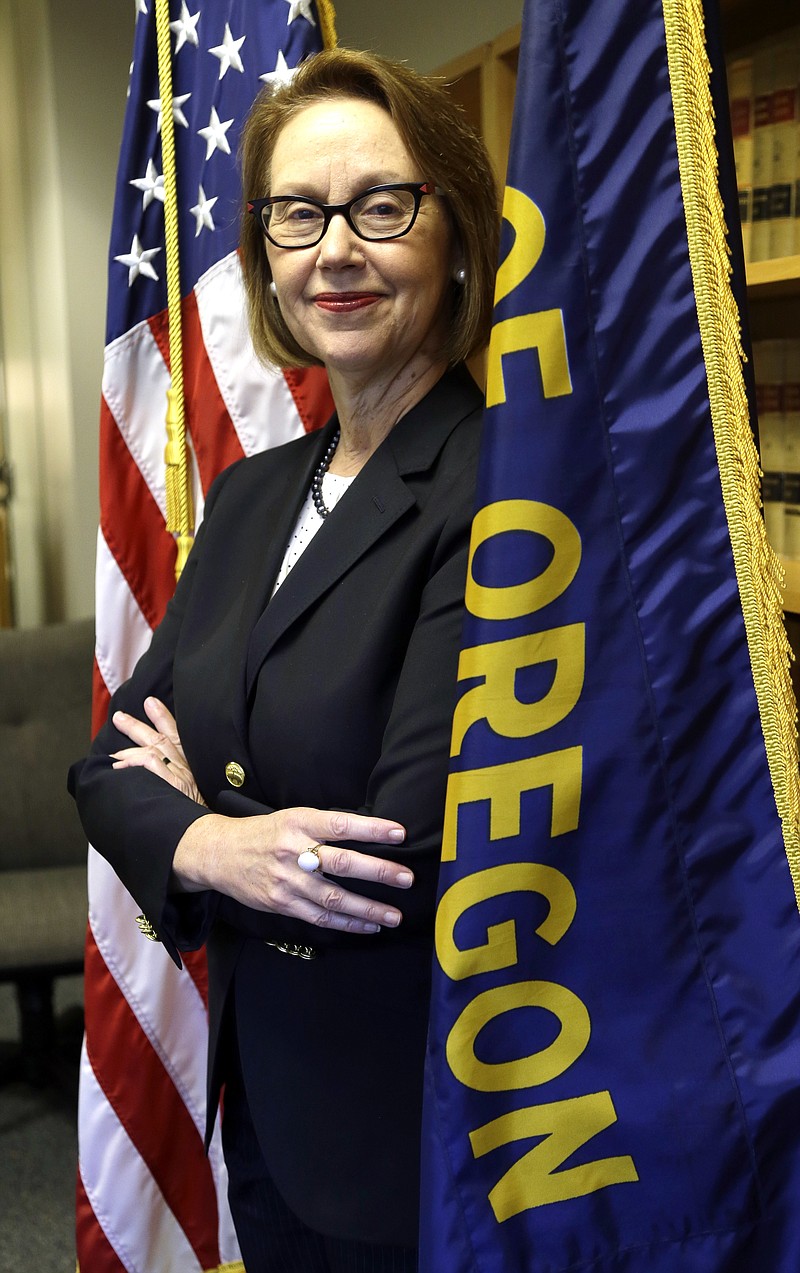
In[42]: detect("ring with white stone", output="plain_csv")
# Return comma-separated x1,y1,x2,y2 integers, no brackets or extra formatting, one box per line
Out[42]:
297,846,322,873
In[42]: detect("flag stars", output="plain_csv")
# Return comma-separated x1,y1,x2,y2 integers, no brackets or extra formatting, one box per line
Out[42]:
260,50,298,91
190,185,218,236
130,158,165,210
198,105,234,159
147,92,191,131
115,235,161,286
171,2,200,53
209,23,246,78
285,0,316,24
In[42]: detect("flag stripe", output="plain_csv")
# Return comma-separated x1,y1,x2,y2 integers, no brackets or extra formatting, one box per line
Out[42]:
79,1037,206,1273
99,402,176,630
102,324,173,522
83,934,219,1268
194,252,313,455
76,1170,129,1273
88,845,211,1115
94,530,153,698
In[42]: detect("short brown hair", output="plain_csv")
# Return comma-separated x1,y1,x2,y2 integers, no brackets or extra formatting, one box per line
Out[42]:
239,47,500,369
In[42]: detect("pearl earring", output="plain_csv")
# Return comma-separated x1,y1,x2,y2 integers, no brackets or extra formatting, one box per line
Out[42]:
269,280,278,298
454,268,466,285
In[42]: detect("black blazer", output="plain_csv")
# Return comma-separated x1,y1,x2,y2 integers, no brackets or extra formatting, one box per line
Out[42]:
70,365,484,1245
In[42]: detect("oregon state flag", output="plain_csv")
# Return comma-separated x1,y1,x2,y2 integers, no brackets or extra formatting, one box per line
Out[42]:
421,0,800,1269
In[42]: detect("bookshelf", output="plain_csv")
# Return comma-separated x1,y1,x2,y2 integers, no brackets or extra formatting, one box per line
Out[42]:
433,24,521,183
748,255,800,298
436,6,800,620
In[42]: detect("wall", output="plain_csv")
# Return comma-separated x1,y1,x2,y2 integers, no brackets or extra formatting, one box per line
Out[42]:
0,0,130,625
46,0,133,620
334,0,522,71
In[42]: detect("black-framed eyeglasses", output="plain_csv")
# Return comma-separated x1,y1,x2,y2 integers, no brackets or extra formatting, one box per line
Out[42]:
247,182,446,249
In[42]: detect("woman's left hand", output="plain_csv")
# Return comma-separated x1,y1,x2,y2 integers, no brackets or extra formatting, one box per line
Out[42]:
111,697,207,807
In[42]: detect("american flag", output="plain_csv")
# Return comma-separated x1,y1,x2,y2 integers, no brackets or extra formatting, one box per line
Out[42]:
80,3,334,1269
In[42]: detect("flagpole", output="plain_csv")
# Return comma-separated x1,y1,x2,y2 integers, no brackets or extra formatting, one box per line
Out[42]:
155,0,195,579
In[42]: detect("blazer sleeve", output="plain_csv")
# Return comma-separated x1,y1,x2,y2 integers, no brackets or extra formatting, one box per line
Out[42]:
68,463,253,966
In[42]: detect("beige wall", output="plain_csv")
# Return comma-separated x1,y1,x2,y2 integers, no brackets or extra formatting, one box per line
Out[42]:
0,0,519,625
0,0,130,625
335,0,522,71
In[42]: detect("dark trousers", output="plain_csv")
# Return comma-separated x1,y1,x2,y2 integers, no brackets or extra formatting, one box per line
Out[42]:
221,1039,419,1273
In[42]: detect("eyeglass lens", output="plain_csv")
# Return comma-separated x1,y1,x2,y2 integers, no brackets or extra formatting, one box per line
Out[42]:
264,187,419,246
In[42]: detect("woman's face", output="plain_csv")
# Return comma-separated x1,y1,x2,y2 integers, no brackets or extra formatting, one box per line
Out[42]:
265,97,455,385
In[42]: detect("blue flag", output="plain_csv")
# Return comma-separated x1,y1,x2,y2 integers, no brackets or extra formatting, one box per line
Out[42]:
421,0,800,1269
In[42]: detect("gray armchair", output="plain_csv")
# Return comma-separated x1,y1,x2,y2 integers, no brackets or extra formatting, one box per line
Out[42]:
0,617,94,1084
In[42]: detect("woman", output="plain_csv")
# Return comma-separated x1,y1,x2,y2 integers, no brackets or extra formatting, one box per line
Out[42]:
70,47,499,1272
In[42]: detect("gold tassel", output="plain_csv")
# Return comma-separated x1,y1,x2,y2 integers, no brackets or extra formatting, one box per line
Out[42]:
316,0,338,50
155,0,195,579
662,0,800,905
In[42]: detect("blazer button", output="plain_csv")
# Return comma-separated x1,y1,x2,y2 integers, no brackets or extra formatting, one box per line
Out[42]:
225,761,245,788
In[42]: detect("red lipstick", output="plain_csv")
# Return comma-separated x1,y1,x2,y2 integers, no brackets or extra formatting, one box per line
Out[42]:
314,292,381,312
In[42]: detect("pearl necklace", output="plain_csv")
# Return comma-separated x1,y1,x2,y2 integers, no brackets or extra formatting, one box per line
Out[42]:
310,429,341,519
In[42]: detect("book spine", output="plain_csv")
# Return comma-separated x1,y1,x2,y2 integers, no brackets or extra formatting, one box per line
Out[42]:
784,342,800,561
751,47,775,262
795,36,800,253
754,339,787,554
729,57,754,262
769,42,799,259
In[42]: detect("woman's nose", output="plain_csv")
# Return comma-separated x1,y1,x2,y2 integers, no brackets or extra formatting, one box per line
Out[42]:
316,212,363,268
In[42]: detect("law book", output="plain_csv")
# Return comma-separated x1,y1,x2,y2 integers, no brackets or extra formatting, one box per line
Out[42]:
783,342,800,561
769,40,799,259
754,339,787,554
729,56,754,261
751,46,775,262
795,37,800,253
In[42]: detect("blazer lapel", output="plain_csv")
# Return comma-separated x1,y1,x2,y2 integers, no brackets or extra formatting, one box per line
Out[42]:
244,365,483,697
244,443,414,695
227,422,336,748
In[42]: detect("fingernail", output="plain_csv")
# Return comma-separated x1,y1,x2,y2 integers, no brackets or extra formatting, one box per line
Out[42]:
388,828,405,842
397,872,413,887
383,911,401,927
364,923,380,933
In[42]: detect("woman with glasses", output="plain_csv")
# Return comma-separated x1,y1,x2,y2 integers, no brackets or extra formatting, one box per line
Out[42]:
70,47,499,1273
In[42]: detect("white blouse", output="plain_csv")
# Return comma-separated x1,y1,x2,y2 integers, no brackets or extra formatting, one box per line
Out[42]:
271,471,355,597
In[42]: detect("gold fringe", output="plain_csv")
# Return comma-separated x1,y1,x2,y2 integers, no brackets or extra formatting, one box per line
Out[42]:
316,0,338,49
155,0,195,578
662,0,800,905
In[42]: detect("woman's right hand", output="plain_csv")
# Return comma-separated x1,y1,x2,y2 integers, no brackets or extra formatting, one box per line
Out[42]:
172,806,413,935
111,697,206,807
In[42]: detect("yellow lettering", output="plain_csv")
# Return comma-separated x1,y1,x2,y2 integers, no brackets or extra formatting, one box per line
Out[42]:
441,748,581,862
436,863,577,981
465,500,581,621
494,186,546,306
486,311,572,408
446,980,590,1091
470,1091,639,1220
451,625,585,757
